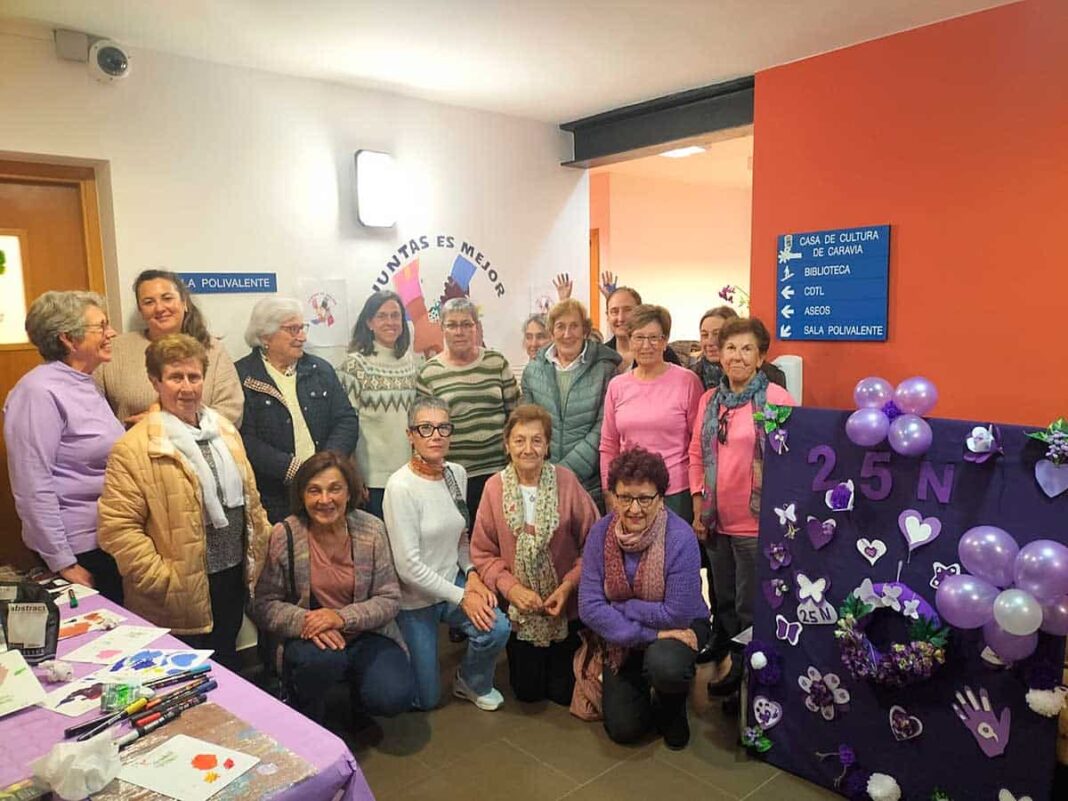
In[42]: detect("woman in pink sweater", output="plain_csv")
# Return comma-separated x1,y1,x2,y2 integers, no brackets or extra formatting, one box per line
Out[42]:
471,405,599,705
599,305,704,523
688,317,795,696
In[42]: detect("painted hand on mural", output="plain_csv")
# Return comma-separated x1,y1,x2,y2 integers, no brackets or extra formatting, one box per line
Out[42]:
952,685,1010,757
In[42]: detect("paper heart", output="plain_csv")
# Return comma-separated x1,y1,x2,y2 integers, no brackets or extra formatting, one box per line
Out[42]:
888,705,923,741
898,509,942,552
856,538,887,566
1035,459,1068,498
752,695,783,729
998,791,1033,801
805,516,837,550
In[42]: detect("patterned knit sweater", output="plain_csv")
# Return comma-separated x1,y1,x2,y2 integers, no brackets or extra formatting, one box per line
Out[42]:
338,347,419,488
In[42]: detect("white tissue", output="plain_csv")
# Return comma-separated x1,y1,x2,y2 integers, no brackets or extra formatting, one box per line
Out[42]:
39,660,75,683
30,733,121,800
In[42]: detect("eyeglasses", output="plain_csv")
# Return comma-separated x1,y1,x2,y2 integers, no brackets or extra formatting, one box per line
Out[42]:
631,334,664,346
409,423,455,438
279,323,310,336
717,410,732,445
615,493,660,509
443,321,476,332
83,321,112,335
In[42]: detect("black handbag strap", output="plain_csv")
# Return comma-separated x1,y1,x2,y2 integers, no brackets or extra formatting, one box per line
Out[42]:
282,520,297,604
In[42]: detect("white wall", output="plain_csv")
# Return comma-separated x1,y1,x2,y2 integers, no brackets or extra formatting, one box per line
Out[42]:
0,29,588,368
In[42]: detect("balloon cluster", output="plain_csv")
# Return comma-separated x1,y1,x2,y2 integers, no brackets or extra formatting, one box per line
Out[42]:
846,376,938,456
935,526,1068,661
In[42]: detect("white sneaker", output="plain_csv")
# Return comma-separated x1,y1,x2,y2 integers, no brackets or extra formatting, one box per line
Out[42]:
453,672,504,711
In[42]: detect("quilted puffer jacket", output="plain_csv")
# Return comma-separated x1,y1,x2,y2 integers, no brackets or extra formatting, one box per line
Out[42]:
97,410,270,635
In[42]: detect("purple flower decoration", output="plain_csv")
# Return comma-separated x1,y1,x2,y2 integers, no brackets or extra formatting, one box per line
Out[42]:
799,665,850,720
837,744,856,767
764,540,792,571
842,768,873,800
881,400,903,421
769,428,789,454
825,480,855,512
964,424,1003,464
718,285,735,302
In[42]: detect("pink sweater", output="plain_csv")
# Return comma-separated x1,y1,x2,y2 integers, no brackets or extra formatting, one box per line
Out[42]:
688,383,795,535
599,365,704,496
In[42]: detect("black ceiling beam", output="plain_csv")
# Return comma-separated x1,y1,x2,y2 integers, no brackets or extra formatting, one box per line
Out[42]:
559,76,754,167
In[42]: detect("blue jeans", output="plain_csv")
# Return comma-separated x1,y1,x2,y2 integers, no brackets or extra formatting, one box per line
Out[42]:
396,574,511,710
283,633,414,722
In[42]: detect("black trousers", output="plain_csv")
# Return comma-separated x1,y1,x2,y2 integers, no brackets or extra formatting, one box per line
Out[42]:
76,548,124,605
506,620,581,705
181,564,246,672
602,619,710,744
464,473,491,522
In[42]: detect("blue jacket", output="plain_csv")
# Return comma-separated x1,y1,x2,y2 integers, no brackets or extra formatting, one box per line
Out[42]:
235,350,359,522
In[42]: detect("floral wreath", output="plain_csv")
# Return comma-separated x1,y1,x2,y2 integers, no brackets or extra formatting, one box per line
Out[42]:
834,580,948,687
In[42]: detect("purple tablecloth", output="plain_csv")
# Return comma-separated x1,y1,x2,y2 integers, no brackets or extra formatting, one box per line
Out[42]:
0,594,375,801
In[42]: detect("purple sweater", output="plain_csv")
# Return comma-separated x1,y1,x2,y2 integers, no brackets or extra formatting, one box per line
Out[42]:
579,510,708,648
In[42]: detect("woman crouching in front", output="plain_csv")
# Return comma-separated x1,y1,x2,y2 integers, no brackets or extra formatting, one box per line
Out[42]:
579,447,709,749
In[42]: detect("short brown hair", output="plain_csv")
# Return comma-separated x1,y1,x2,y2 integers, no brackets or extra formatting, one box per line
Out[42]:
504,404,553,459
699,306,738,327
717,317,771,354
606,286,641,308
625,304,672,339
607,447,669,497
290,451,365,517
547,299,592,337
145,333,209,380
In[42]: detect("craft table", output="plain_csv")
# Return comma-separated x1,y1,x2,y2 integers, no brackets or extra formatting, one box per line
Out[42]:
0,593,375,801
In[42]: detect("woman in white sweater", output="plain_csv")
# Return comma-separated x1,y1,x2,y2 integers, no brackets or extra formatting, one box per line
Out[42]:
383,396,510,711
338,291,419,520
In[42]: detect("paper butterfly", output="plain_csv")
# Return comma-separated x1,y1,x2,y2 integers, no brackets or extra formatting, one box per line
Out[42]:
880,584,903,612
774,503,797,528
796,573,828,605
930,561,962,590
853,578,881,607
774,614,802,646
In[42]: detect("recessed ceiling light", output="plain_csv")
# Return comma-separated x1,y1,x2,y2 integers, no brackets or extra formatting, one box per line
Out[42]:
659,146,705,159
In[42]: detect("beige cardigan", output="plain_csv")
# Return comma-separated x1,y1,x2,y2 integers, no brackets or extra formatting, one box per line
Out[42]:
94,331,244,426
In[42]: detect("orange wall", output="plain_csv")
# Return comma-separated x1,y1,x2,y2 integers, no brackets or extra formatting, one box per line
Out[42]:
750,0,1068,426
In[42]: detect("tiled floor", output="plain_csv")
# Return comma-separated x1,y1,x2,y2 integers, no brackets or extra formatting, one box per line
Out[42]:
329,640,842,801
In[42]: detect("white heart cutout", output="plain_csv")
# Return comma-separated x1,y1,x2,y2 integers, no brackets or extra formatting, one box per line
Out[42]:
856,538,887,566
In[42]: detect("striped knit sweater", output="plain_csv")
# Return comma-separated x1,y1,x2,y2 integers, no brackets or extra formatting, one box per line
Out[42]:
415,349,519,477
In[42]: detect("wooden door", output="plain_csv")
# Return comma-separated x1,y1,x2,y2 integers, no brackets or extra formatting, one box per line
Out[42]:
0,160,107,569
589,228,600,330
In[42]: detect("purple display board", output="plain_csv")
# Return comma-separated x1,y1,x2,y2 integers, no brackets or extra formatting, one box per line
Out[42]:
753,408,1064,801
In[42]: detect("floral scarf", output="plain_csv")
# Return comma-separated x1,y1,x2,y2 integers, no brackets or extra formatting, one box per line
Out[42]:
503,463,565,647
692,356,725,392
699,370,769,531
602,508,667,671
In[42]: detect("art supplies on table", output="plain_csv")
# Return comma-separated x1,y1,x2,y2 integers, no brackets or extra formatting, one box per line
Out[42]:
0,776,51,800
144,662,212,690
0,650,46,718
64,625,169,665
0,582,59,664
58,608,126,640
41,672,111,718
35,578,99,607
105,648,213,681
119,733,259,801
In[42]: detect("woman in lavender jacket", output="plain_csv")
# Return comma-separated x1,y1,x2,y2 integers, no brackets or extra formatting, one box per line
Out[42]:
579,447,709,751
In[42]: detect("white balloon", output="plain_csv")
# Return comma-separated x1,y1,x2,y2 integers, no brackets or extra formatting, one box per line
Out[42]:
992,588,1043,636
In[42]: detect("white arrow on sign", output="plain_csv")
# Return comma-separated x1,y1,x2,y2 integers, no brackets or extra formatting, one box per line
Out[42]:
780,285,795,300
781,305,794,319
779,324,792,338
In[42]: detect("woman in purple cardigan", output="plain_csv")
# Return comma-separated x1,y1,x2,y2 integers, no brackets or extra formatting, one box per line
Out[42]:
579,447,709,750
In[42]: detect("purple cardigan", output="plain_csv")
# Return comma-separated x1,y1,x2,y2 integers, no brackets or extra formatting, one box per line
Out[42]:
578,510,708,648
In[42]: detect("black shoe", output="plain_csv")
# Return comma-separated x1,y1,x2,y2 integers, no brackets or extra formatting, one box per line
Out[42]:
695,642,717,665
653,692,690,750
707,656,743,697
721,691,740,716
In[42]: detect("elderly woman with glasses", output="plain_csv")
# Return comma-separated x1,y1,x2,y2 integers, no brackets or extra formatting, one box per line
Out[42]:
688,317,795,697
384,396,510,711
4,291,125,601
415,297,518,519
235,298,359,523
579,448,709,749
599,304,703,524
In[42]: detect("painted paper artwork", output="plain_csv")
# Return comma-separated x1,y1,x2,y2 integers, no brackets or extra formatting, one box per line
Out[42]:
58,609,126,640
106,649,213,681
64,626,169,665
119,734,259,801
297,278,349,348
0,650,46,718
0,232,29,345
41,673,108,718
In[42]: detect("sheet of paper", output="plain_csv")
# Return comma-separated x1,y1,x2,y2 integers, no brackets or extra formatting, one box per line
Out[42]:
40,671,109,718
47,583,100,607
64,625,169,665
0,650,47,717
58,608,126,640
119,734,259,801
105,649,213,681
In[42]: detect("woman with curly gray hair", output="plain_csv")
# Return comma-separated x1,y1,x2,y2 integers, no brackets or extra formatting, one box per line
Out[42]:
3,291,125,600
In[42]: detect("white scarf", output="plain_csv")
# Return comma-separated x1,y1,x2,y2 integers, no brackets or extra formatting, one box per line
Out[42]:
161,407,244,529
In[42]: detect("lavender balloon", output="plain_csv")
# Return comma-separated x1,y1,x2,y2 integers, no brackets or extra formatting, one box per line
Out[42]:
1041,595,1068,636
935,573,998,629
982,620,1039,662
853,376,894,409
958,526,1020,588
846,408,889,447
1014,539,1068,603
887,414,933,457
894,375,939,415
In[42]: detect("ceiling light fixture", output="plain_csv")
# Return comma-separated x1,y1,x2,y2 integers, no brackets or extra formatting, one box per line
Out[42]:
659,146,706,159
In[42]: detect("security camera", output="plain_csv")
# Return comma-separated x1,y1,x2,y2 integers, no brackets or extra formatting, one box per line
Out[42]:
88,39,130,82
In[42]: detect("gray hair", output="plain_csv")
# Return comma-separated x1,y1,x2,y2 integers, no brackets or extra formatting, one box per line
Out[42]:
522,313,547,333
407,395,450,427
244,297,304,348
440,297,479,325
25,290,107,362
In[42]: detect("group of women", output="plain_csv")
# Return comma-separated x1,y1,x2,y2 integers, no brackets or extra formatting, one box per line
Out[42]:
4,270,793,752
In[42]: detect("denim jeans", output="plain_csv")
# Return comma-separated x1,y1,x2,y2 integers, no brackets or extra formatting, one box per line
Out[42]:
396,573,510,710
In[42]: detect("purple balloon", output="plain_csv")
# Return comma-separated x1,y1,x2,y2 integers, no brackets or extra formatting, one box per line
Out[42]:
958,526,1020,588
854,377,894,409
935,573,998,629
982,620,1038,662
1014,539,1068,603
894,376,939,415
887,414,933,457
845,408,889,447
1041,595,1068,636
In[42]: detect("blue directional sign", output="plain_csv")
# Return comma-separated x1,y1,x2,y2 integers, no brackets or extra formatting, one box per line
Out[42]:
176,272,277,294
775,225,890,342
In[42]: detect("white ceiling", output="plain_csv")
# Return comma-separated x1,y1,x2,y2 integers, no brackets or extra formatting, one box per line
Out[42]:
0,0,1015,123
593,133,754,188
